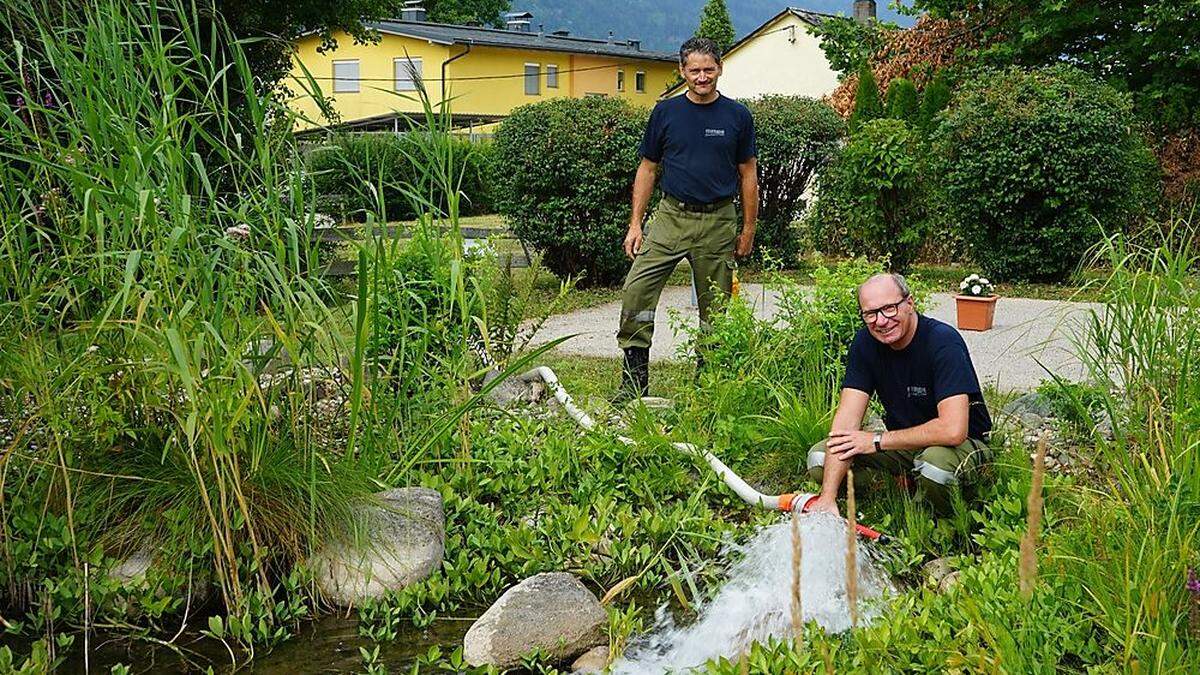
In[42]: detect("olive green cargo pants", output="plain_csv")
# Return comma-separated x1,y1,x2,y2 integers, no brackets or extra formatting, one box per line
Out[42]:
617,198,739,351
806,437,992,513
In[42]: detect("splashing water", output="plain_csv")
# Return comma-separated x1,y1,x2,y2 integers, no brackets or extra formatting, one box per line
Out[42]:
611,512,893,673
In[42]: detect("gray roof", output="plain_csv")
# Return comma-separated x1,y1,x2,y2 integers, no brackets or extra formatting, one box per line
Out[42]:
786,7,838,27
366,19,677,62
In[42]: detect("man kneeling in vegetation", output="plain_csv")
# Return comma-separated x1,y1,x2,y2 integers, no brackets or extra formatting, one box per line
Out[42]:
807,273,993,515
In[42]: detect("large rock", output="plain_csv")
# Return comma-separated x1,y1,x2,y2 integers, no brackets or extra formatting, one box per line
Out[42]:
463,572,607,669
1002,392,1053,419
314,487,445,606
484,367,547,408
921,557,955,589
571,645,611,673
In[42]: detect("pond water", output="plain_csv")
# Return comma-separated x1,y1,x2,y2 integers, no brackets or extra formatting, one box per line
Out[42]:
42,612,472,674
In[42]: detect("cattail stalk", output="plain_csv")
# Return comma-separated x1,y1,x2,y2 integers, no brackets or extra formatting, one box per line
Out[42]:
790,507,804,648
845,468,859,629
1019,434,1048,600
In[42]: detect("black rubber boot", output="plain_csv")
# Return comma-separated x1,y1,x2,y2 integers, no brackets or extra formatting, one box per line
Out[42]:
616,347,650,403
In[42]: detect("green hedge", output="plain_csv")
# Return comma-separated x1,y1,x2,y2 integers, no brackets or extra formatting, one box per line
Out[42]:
492,97,648,287
931,66,1158,282
305,132,494,221
741,96,844,264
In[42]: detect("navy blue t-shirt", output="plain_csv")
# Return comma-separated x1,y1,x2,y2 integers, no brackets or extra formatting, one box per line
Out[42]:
638,93,756,205
844,315,992,440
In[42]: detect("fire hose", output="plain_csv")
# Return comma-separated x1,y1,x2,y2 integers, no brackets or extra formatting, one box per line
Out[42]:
518,366,885,542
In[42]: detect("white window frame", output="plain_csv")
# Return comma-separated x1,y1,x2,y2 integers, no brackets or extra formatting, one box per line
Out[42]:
635,70,646,93
546,64,559,89
394,56,423,91
616,68,625,92
524,62,540,95
332,59,360,93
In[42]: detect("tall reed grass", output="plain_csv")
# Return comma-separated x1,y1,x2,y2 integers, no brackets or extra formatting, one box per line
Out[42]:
0,0,514,648
1058,210,1200,669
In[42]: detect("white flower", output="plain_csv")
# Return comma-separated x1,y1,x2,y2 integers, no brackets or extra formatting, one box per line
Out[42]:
959,281,968,290
980,278,989,286
967,274,979,281
86,345,99,353
971,284,982,295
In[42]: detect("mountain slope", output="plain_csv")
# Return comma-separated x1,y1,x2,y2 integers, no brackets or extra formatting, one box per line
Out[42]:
511,1,914,52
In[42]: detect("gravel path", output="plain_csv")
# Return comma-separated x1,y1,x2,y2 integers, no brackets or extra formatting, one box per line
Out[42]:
528,283,1103,392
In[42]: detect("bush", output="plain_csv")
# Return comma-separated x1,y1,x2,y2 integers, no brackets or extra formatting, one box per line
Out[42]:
492,97,648,287
812,118,931,272
740,96,844,265
931,66,1158,282
306,132,494,221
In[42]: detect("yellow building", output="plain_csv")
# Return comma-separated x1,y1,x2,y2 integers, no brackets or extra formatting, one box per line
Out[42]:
288,6,679,131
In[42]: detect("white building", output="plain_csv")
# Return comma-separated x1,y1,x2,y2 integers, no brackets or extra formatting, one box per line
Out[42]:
668,4,877,100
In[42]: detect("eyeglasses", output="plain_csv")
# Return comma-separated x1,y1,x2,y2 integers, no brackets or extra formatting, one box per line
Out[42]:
860,294,909,323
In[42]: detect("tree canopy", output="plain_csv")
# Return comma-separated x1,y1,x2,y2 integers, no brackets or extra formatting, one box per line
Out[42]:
908,0,1200,128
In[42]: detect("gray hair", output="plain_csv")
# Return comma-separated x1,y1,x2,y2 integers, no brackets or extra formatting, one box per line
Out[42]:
679,37,722,66
858,273,910,299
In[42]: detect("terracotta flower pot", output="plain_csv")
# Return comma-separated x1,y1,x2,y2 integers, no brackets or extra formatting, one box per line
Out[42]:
955,294,999,331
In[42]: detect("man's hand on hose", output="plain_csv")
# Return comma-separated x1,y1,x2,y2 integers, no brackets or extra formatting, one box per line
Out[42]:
624,224,643,260
826,429,877,461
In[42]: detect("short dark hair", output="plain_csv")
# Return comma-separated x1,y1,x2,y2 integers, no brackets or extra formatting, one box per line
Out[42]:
679,37,722,66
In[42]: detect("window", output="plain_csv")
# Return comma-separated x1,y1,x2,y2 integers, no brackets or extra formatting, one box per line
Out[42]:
332,60,359,93
394,57,422,91
616,69,625,92
547,64,559,89
635,71,646,93
524,63,540,95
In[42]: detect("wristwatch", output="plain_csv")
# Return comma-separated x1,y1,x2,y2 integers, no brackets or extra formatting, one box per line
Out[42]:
873,432,883,453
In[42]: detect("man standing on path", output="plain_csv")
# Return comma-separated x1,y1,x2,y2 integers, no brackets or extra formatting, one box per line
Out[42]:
807,274,993,515
616,36,759,400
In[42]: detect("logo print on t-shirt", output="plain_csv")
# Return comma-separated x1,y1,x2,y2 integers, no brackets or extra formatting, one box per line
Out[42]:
907,386,928,398
704,128,726,137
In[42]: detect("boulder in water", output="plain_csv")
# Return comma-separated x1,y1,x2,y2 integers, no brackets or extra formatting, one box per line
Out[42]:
571,645,611,673
463,572,606,669
313,487,445,606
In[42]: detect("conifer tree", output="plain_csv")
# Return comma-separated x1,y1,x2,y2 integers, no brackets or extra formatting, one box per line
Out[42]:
848,65,883,132
918,73,952,130
695,0,736,53
886,77,919,121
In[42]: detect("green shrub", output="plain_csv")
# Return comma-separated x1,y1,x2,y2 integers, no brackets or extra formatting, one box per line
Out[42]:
849,65,883,132
886,77,920,122
740,96,844,265
306,132,494,221
930,65,1158,282
812,118,931,272
492,97,648,287
917,73,952,131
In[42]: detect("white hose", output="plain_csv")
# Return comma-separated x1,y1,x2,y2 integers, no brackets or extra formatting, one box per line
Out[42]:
522,366,791,510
